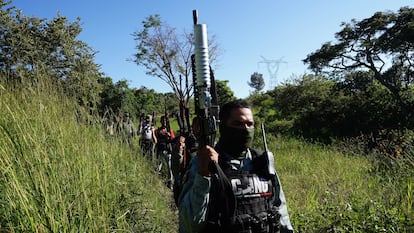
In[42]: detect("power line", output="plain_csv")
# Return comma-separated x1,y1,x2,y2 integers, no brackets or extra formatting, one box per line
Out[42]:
257,56,287,89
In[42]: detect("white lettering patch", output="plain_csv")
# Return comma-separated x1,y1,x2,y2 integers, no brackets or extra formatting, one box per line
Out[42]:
231,175,270,196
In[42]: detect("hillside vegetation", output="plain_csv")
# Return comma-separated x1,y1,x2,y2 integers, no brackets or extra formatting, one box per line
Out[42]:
263,135,413,232
0,2,413,231
1,81,412,232
0,82,178,232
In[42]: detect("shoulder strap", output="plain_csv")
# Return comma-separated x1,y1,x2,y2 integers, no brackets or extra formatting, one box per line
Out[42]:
205,162,236,231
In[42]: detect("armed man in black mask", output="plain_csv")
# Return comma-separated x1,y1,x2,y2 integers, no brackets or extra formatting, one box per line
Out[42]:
177,99,294,233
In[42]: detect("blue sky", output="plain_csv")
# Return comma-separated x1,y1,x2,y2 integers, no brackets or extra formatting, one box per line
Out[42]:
11,0,413,98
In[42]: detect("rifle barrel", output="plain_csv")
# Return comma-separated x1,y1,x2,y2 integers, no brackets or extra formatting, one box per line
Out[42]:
193,9,198,25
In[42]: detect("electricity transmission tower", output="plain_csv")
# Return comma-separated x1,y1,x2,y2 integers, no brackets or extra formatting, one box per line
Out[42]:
258,56,287,90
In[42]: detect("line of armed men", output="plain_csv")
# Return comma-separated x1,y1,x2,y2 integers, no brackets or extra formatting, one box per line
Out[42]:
103,110,191,190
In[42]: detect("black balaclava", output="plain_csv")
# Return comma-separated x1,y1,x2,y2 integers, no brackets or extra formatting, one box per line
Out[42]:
218,124,254,158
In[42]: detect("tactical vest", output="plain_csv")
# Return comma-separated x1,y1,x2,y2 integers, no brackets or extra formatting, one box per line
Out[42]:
156,127,170,144
141,124,153,140
202,148,280,233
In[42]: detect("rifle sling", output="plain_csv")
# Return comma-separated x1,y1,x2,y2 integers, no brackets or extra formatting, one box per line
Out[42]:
207,162,236,228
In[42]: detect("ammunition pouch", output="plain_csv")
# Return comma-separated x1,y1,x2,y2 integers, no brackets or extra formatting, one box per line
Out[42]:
232,210,281,233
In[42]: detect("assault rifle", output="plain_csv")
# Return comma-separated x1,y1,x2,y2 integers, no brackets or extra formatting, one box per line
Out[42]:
192,9,219,148
164,95,171,133
173,96,198,205
176,97,198,157
151,111,156,126
191,10,236,220
176,100,189,137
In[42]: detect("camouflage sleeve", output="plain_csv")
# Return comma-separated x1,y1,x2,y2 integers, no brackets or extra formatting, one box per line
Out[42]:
178,156,211,233
273,172,295,232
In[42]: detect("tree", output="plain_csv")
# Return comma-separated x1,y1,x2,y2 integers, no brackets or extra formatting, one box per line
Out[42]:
134,86,160,116
215,79,236,106
98,76,120,115
132,14,221,108
247,72,265,94
304,7,414,125
0,1,103,111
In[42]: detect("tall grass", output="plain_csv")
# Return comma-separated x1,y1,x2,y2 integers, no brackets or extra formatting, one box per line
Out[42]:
1,79,412,232
0,81,177,232
256,134,413,232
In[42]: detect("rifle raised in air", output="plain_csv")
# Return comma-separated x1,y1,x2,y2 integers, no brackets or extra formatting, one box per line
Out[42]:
164,95,171,133
191,9,236,219
192,9,219,148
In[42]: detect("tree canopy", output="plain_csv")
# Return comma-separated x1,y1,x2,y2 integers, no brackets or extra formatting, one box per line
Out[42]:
0,0,102,110
131,14,221,106
304,6,414,123
216,79,236,106
248,72,265,94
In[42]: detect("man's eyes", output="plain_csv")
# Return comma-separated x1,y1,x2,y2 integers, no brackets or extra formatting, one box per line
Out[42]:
245,122,254,127
231,122,254,127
